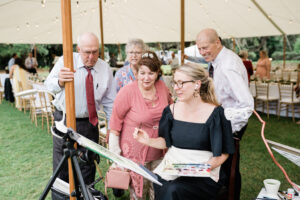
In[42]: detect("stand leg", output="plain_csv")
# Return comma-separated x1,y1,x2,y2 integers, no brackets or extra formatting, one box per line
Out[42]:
71,155,92,200
39,153,69,200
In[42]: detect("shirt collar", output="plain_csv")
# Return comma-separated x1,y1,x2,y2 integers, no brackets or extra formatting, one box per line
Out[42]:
78,56,99,73
212,46,225,69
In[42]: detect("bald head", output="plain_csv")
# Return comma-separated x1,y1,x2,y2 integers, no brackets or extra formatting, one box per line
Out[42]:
196,28,219,43
77,32,100,67
77,32,99,48
196,28,222,62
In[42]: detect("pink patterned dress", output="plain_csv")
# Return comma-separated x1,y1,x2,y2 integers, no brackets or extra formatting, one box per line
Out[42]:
109,80,172,198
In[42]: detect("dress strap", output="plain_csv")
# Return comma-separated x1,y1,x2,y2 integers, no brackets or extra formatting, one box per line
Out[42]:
171,103,175,116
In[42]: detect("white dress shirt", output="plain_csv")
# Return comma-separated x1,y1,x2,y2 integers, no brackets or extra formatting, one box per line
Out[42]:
45,53,116,123
212,47,254,133
25,57,38,69
8,58,15,71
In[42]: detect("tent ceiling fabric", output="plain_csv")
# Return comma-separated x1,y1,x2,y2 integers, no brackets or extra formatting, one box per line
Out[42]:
0,0,299,44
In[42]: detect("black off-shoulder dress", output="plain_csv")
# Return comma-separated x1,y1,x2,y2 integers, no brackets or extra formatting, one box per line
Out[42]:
153,105,235,200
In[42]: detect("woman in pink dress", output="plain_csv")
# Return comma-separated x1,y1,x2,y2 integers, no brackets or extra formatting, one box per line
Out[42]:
255,50,271,79
109,51,172,200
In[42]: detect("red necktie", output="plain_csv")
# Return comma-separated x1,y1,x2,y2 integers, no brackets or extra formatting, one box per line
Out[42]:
85,67,98,126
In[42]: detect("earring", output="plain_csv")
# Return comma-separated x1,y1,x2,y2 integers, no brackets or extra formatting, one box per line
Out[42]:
193,88,199,98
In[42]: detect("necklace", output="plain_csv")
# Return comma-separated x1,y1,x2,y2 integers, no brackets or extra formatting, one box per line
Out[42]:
144,95,158,107
141,88,157,107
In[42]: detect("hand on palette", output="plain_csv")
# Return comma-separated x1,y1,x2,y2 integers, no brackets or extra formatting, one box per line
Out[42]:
133,128,150,145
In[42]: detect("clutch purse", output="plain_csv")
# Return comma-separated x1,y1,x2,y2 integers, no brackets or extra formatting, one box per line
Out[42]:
105,168,130,190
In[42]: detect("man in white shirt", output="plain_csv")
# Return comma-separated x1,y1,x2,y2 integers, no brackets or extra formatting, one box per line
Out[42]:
25,52,38,74
8,53,17,72
196,28,254,200
45,32,116,199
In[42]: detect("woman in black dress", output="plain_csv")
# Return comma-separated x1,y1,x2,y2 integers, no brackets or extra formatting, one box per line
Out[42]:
134,63,235,200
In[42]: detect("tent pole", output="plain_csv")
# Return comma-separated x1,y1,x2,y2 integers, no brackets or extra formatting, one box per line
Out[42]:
34,46,37,58
99,0,104,60
283,35,286,69
251,0,286,68
231,37,236,53
61,0,76,199
180,0,185,64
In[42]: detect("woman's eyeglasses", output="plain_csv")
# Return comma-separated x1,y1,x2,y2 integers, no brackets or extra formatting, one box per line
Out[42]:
171,80,195,89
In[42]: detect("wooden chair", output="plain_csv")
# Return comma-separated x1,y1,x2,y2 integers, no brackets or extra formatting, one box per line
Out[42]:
290,71,298,83
255,82,279,119
282,71,290,82
38,91,54,133
97,110,108,147
278,83,300,122
18,81,32,113
29,92,42,127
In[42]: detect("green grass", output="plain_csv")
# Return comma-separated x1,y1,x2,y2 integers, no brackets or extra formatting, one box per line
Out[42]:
240,113,300,199
0,100,299,199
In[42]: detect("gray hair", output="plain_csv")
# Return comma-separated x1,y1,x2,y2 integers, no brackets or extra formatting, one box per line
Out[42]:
125,38,148,53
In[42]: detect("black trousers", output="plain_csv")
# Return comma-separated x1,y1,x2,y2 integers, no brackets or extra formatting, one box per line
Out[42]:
222,124,248,200
4,78,14,102
52,110,99,200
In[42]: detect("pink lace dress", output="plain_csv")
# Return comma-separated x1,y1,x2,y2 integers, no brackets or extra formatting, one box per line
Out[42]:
109,80,172,198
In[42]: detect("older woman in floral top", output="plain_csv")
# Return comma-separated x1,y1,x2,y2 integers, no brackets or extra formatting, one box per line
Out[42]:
114,38,148,93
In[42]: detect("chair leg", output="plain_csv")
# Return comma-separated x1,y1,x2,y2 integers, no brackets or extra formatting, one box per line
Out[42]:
35,113,38,127
291,104,295,122
267,101,269,119
286,104,289,117
46,113,50,133
277,103,281,119
23,99,26,113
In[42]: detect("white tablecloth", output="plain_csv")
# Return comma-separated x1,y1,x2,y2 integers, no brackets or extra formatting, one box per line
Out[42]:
0,73,9,87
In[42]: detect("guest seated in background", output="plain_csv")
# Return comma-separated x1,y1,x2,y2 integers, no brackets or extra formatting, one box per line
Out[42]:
25,52,38,74
109,51,172,200
134,63,235,200
239,50,253,83
114,38,148,93
109,53,117,68
255,50,271,79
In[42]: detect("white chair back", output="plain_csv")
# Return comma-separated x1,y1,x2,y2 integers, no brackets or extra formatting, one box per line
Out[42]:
279,84,295,102
282,71,290,82
290,72,298,83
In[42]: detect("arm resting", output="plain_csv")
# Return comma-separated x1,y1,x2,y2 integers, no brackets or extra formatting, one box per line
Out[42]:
207,153,229,170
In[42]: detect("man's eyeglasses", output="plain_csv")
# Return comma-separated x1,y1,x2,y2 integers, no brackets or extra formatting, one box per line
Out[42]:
171,80,195,89
128,51,142,56
82,50,98,56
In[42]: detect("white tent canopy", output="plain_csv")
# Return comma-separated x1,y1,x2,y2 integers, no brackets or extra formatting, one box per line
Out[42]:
0,0,299,44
